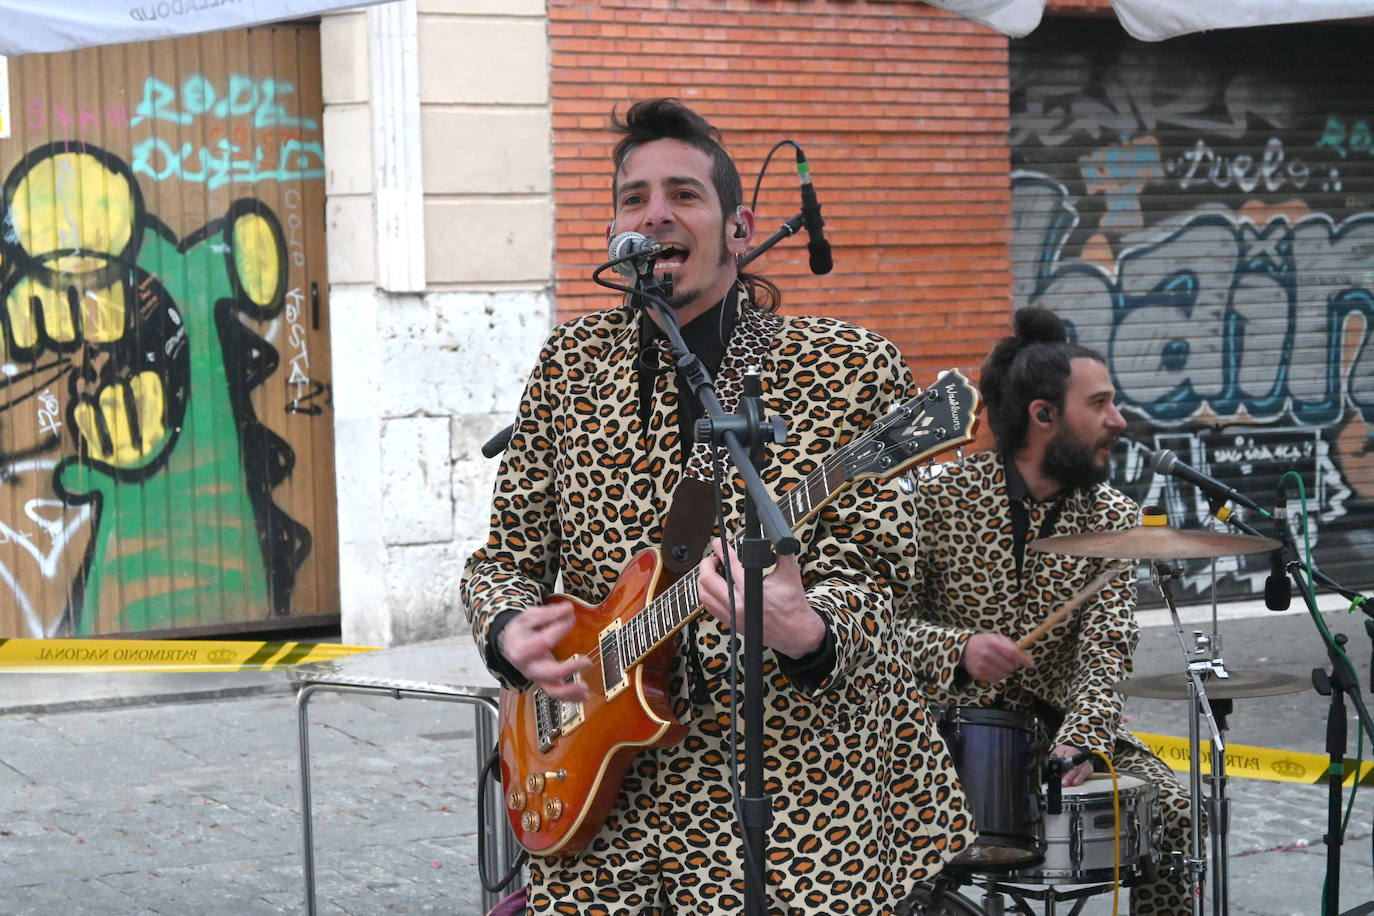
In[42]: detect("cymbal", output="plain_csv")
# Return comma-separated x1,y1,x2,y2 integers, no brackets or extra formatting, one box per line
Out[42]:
1028,526,1279,560
1115,669,1309,700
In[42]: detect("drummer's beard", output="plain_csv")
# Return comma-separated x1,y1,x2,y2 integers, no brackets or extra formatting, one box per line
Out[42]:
1042,428,1115,491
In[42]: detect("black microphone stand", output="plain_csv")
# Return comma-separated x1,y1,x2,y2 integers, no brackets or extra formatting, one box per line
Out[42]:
1214,506,1374,916
607,260,797,916
1288,558,1373,916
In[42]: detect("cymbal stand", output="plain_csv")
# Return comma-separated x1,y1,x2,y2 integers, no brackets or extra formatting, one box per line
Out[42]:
1151,560,1230,916
1202,514,1232,915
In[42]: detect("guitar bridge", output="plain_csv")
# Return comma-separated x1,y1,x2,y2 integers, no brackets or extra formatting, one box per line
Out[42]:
533,685,584,751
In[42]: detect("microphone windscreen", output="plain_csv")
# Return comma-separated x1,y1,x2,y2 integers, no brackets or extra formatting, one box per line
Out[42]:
808,240,833,275
1264,562,1292,611
1149,448,1176,475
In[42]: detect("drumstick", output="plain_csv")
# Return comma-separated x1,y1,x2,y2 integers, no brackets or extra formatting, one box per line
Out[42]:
1018,562,1130,650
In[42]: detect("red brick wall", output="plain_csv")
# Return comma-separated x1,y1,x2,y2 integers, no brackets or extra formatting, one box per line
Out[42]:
1046,0,1113,12
549,0,1013,384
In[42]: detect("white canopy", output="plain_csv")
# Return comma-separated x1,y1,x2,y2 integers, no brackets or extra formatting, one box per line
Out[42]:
1,1,1370,55
926,0,1374,41
0,0,393,56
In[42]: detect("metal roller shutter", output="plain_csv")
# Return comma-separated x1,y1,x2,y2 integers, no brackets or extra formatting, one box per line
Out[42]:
0,25,339,636
1010,19,1374,605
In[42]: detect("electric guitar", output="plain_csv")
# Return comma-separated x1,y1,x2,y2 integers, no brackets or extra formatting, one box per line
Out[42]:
498,368,980,855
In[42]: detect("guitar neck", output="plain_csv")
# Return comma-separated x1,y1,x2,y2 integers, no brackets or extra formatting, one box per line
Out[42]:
619,451,851,668
619,371,977,671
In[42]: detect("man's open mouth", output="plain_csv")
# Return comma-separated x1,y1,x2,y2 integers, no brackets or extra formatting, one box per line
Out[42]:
655,244,688,270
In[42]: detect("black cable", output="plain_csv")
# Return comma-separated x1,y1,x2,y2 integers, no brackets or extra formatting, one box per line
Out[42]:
477,746,527,894
750,139,801,213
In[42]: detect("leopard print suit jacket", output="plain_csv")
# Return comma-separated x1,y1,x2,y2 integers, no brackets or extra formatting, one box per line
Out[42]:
902,450,1143,759
462,294,973,913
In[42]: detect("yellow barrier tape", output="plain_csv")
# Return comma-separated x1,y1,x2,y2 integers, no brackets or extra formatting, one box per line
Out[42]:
1134,731,1373,785
0,638,380,673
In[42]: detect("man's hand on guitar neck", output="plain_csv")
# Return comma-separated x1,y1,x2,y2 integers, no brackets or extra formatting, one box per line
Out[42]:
498,599,592,701
697,548,827,660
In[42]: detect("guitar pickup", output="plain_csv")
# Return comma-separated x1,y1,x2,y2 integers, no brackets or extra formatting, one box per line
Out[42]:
600,620,630,700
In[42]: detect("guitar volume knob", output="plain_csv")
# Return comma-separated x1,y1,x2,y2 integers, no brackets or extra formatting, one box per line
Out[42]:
521,811,542,832
507,789,527,811
543,798,563,819
526,773,546,793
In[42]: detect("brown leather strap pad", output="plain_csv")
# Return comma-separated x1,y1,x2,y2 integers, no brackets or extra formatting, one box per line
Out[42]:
659,475,717,583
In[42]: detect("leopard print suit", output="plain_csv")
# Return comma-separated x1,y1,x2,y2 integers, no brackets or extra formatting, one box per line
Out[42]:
462,295,974,915
901,451,1194,915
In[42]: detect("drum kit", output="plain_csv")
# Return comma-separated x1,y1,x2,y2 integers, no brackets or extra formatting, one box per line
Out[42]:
901,511,1298,916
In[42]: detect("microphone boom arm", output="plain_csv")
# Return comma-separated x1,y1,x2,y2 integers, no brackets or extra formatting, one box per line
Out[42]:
739,212,804,270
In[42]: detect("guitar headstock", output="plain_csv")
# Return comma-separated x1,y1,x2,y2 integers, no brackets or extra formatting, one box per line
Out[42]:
842,368,980,483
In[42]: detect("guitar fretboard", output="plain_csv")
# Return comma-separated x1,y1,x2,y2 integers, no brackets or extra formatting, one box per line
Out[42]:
616,429,864,669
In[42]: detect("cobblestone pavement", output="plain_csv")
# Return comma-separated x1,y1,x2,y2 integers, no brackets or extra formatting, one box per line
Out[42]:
3,683,504,915
4,604,1374,915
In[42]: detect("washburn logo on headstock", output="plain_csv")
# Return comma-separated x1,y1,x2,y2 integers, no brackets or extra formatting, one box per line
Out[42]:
945,381,964,430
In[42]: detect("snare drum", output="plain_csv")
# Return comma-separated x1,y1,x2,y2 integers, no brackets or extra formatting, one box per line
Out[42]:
1009,772,1159,885
938,706,1047,871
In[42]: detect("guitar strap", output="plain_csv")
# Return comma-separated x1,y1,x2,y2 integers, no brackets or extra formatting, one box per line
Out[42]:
667,297,784,578
661,476,717,707
668,299,784,709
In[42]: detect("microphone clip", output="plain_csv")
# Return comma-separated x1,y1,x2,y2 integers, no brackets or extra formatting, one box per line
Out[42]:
637,271,673,303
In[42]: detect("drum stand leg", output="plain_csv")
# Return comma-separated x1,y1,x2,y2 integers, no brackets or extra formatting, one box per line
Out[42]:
977,881,1108,916
1210,748,1231,916
1153,560,1231,916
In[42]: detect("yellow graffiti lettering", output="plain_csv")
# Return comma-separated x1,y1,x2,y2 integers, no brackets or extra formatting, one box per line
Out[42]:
4,273,86,343
7,275,43,348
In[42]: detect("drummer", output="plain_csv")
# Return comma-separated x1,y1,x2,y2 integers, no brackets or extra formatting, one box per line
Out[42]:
899,306,1192,915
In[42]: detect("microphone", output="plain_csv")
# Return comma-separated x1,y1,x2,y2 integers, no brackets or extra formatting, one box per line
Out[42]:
1264,493,1292,611
606,231,663,278
1148,448,1266,515
795,147,833,275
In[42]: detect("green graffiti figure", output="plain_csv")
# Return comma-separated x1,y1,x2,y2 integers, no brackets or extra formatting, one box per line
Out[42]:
0,143,309,634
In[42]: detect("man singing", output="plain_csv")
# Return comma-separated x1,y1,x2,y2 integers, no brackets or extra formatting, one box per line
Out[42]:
462,98,972,914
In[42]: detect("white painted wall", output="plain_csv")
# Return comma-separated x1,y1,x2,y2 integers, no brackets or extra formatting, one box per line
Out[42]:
320,1,554,646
